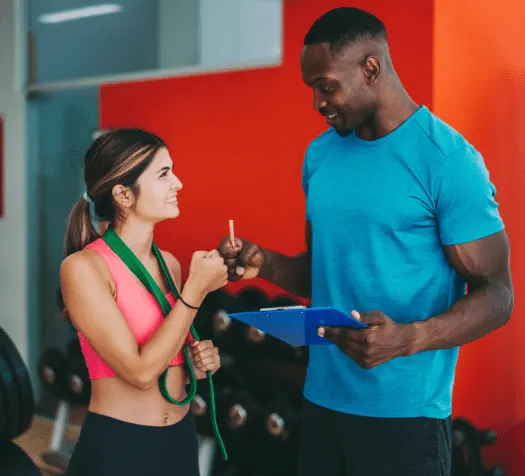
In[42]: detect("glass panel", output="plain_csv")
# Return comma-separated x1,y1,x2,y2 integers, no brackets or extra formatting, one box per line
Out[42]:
29,0,159,83
28,0,282,85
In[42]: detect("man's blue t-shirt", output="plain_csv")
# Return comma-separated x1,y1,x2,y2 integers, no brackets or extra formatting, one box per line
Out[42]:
302,106,504,419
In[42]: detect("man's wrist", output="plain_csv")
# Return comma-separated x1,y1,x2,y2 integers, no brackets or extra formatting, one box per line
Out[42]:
257,248,271,281
403,320,428,356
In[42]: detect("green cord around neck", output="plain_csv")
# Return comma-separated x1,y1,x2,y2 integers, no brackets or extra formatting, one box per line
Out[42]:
102,226,228,460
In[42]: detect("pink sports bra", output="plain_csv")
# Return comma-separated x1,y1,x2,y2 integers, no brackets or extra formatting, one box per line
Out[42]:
79,238,192,380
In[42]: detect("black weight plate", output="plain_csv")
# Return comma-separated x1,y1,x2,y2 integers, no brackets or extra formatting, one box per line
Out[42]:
0,351,20,441
66,337,82,359
0,326,35,438
0,365,8,443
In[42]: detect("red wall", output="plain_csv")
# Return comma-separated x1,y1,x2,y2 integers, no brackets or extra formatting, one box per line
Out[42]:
434,1,525,473
100,0,433,300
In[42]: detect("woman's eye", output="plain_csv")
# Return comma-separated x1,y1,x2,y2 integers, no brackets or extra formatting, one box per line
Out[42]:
160,171,168,178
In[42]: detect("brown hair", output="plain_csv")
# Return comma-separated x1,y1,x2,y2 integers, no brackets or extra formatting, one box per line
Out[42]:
63,128,166,257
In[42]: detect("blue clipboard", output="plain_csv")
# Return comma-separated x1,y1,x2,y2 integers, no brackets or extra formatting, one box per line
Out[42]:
228,306,368,347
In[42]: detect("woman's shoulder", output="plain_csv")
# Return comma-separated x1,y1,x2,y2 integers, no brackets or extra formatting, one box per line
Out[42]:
60,246,112,285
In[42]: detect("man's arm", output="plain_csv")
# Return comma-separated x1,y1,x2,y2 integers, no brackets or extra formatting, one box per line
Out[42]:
220,220,313,298
408,230,513,354
257,220,312,298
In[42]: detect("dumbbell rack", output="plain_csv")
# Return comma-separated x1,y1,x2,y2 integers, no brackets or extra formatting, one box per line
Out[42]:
190,289,308,476
41,399,217,476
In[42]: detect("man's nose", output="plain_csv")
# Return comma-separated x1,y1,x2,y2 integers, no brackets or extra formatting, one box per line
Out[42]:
313,90,327,112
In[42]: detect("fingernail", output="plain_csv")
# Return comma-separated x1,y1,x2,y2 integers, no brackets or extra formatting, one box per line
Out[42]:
236,267,245,275
318,327,325,337
351,310,360,320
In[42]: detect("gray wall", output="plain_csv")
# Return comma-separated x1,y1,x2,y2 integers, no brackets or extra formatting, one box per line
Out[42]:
0,0,32,374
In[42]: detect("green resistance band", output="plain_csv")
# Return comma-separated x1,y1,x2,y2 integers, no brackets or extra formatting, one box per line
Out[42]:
103,226,228,460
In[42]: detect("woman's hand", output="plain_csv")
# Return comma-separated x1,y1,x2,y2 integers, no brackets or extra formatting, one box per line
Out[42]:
186,340,221,380
186,250,228,297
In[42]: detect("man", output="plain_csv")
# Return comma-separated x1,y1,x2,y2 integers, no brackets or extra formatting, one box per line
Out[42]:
218,7,513,476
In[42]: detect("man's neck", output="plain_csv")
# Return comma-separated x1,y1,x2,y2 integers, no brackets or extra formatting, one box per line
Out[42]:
357,86,419,141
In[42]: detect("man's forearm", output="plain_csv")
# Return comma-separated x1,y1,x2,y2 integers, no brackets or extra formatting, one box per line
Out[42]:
408,281,514,354
258,250,311,298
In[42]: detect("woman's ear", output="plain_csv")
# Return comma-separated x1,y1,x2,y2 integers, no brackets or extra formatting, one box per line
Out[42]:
112,184,134,209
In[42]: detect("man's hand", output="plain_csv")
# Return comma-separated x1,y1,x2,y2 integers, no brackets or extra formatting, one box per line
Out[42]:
318,311,415,369
217,237,265,281
186,340,221,380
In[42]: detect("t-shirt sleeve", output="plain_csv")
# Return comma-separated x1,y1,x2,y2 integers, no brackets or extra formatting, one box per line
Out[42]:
302,150,309,196
302,149,310,219
433,146,505,246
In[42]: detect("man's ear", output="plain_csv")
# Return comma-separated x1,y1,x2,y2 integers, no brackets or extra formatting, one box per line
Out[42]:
363,56,380,84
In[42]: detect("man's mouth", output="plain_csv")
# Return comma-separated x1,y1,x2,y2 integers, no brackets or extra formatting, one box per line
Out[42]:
325,112,340,126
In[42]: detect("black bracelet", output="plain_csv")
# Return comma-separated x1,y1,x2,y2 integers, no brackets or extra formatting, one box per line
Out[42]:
179,296,199,310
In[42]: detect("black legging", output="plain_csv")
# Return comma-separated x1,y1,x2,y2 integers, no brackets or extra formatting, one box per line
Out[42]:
65,410,199,476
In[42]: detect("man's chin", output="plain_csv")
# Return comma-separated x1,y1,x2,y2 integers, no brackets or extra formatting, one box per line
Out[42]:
333,125,352,137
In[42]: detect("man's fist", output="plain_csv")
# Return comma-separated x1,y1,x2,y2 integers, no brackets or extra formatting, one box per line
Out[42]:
217,237,265,281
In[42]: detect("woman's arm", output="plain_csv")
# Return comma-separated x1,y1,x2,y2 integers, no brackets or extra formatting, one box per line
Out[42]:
163,251,221,382
60,250,206,391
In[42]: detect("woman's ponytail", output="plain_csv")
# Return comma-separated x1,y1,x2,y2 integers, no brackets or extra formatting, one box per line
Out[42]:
63,197,100,258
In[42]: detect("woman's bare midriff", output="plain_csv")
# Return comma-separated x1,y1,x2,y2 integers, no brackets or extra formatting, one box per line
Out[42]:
88,365,190,426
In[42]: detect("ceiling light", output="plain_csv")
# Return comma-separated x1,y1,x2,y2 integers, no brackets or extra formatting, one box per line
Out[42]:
38,4,123,24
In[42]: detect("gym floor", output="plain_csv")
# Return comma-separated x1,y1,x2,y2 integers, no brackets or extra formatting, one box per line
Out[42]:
15,407,86,475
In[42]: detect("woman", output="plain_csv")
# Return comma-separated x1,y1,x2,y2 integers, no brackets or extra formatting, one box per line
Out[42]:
60,128,228,475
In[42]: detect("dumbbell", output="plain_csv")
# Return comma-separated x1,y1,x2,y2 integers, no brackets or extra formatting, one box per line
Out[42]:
208,292,247,354
65,354,91,406
262,393,301,443
452,418,503,476
63,337,91,406
193,289,242,346
39,345,82,469
237,287,270,347
38,347,69,401
191,378,231,437
192,290,223,340
0,441,42,476
215,386,267,467
191,354,246,436
255,392,301,475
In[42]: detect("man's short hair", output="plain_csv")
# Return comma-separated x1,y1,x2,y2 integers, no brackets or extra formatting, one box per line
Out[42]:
304,7,387,56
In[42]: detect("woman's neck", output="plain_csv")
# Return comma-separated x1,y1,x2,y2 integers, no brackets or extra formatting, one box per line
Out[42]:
112,219,155,261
